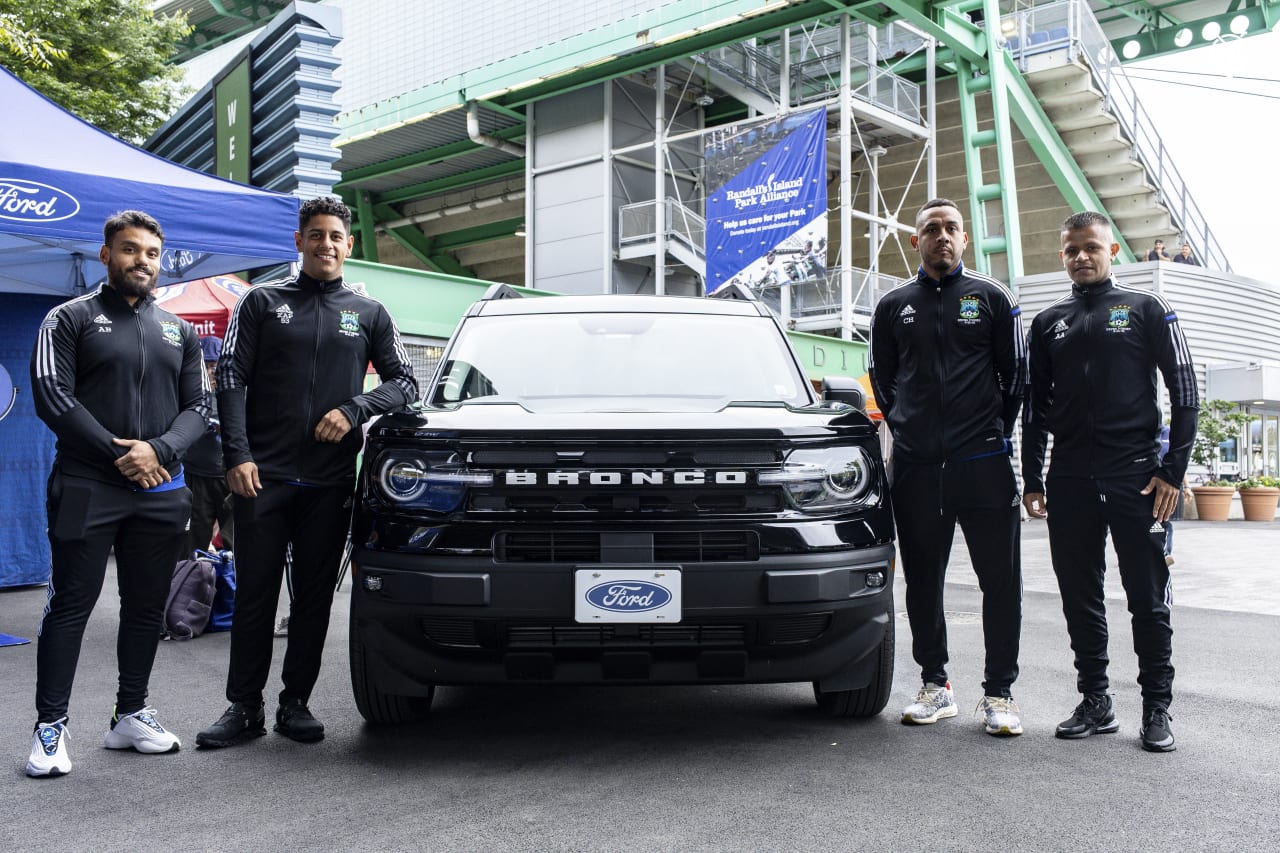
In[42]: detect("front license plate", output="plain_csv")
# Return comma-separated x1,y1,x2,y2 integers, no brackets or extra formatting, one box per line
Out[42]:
574,567,682,623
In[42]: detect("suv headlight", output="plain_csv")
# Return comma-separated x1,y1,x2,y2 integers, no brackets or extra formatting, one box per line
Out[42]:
758,446,878,512
373,450,492,513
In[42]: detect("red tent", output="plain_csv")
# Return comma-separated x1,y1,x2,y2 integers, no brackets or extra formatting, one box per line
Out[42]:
153,275,251,339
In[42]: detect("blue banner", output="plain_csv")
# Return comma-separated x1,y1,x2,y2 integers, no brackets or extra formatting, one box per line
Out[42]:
704,109,828,298
0,294,59,587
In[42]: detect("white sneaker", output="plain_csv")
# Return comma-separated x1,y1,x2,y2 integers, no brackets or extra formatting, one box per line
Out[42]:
977,695,1023,736
103,707,181,754
902,681,958,724
26,719,71,777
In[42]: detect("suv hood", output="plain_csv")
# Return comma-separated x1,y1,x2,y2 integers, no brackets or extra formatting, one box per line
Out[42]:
373,403,875,440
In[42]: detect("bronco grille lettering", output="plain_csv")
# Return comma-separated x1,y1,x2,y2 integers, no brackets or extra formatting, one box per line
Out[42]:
502,470,749,486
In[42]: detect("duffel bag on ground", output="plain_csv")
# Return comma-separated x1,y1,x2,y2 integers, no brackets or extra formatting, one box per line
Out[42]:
163,558,216,640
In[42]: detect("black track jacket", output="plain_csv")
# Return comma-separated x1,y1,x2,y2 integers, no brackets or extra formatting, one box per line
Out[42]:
1021,276,1198,493
869,262,1026,463
216,272,418,486
31,284,211,487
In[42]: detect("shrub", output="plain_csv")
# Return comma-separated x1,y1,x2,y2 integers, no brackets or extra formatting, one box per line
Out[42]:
1238,475,1280,490
1190,400,1252,478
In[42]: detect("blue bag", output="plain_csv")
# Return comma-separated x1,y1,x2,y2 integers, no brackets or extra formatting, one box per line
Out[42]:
197,549,236,632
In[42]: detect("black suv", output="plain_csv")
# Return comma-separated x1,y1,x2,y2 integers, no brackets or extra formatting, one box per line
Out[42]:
349,288,895,723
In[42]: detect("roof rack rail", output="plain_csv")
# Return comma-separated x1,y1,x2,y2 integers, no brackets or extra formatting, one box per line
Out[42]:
481,283,522,301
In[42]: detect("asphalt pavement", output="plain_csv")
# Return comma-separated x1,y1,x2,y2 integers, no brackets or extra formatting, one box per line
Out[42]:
0,518,1276,851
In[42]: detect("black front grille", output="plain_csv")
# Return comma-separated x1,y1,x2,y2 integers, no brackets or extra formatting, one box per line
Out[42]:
494,531,600,562
472,488,782,514
420,617,482,648
494,530,759,563
653,531,759,562
463,443,783,516
506,623,746,648
420,617,829,650
766,612,832,644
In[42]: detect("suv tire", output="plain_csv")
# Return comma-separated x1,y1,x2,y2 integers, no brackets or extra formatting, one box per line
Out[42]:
350,621,435,725
812,604,894,718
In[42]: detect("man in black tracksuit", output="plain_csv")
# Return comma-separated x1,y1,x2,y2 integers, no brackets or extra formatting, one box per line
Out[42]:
869,199,1027,736
1023,211,1198,753
26,211,209,777
196,197,418,748
184,335,233,555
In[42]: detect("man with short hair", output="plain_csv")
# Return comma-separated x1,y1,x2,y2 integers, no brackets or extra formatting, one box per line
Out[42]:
1146,240,1170,262
1023,211,1198,752
196,196,418,748
869,198,1027,736
26,210,209,777
1171,243,1199,266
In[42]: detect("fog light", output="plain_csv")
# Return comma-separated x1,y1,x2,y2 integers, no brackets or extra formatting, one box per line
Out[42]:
865,571,885,589
363,575,383,592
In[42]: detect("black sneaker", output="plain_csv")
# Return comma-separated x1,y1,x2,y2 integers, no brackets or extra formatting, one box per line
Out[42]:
274,698,324,743
1140,705,1176,753
195,702,267,748
1055,692,1120,739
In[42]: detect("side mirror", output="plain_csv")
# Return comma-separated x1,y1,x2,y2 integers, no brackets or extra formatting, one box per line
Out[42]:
821,376,865,411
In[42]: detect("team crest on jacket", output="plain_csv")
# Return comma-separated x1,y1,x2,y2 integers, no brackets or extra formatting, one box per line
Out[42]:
275,304,294,325
339,310,360,337
159,320,182,347
958,295,981,324
1107,305,1131,332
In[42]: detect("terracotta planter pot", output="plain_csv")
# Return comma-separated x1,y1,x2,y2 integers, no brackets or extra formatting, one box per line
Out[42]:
1239,487,1280,522
1190,486,1235,522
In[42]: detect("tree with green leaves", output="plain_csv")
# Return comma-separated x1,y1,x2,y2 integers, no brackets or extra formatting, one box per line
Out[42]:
0,0,191,143
1,11,64,67
1191,399,1253,480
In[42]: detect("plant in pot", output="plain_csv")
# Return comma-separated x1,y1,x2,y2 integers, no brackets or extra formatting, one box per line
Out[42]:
1237,475,1280,522
1188,400,1252,521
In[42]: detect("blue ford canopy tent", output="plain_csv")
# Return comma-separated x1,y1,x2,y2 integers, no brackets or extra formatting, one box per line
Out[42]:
0,66,299,295
0,66,301,587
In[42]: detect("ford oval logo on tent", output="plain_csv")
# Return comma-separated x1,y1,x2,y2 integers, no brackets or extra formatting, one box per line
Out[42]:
0,178,80,223
585,581,672,612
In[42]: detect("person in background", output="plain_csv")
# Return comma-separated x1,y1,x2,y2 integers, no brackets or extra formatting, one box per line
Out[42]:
25,210,208,777
195,197,418,749
184,335,232,555
1157,425,1184,566
869,198,1027,737
1146,240,1170,262
1023,211,1198,753
1171,244,1200,266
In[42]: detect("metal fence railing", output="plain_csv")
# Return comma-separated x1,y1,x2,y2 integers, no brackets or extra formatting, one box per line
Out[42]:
699,20,922,123
617,199,706,260
753,267,901,323
999,0,1231,271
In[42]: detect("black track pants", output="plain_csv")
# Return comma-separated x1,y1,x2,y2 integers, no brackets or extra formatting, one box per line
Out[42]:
890,454,1022,697
36,471,190,722
1045,473,1173,708
187,472,232,555
225,480,352,707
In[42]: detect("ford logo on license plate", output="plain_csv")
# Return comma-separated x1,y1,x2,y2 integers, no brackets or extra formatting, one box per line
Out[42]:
575,568,682,623
586,580,672,612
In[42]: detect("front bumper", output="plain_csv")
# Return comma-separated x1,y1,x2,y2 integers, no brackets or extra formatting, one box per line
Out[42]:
350,543,894,693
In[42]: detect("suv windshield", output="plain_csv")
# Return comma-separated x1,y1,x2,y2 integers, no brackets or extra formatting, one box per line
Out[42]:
429,311,811,413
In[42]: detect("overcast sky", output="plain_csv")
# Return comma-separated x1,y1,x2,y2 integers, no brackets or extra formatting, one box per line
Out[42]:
1125,27,1279,283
